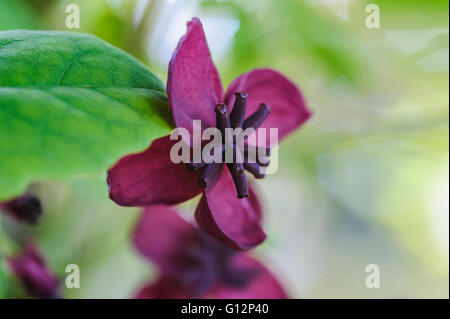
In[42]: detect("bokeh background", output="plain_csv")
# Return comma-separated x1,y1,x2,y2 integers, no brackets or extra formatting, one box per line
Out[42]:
0,0,448,298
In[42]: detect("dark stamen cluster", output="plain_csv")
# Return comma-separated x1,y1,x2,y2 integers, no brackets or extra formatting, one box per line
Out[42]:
181,231,258,297
187,92,271,198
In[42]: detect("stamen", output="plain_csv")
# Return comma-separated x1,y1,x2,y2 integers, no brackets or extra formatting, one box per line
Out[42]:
242,103,270,131
207,143,226,163
227,163,249,198
257,159,270,167
230,92,248,129
215,104,230,134
243,144,271,156
215,103,232,145
187,94,272,199
198,162,222,188
243,144,271,166
244,162,265,179
188,144,225,172
186,162,206,171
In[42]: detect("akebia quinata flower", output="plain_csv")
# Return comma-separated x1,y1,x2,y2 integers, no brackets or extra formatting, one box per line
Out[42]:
0,193,42,224
107,17,311,250
133,205,287,299
7,242,60,299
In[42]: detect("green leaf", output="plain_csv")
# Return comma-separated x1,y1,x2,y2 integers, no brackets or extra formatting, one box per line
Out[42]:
0,31,173,200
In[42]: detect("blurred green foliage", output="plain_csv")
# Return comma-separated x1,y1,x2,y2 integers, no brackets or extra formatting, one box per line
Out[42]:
203,0,370,89
0,0,40,30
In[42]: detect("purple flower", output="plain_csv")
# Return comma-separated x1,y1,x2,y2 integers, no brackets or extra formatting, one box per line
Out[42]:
133,205,287,299
0,193,42,224
107,17,311,250
7,242,60,299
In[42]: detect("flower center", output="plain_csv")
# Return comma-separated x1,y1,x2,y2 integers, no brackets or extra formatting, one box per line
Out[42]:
180,231,258,296
186,92,271,198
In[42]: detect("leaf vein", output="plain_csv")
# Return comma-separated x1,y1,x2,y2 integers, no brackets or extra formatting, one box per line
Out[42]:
56,50,82,86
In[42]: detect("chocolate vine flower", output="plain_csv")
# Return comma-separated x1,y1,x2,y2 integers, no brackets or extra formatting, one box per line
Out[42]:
107,17,311,250
133,205,287,299
0,193,42,224
7,242,60,299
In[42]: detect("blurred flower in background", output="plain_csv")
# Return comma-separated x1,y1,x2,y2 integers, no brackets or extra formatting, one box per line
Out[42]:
7,241,60,299
0,193,42,224
0,0,448,298
133,205,287,298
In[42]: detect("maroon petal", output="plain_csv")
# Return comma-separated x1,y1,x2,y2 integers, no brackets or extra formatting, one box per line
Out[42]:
207,254,288,299
195,169,266,250
224,69,311,145
167,17,223,138
107,135,202,206
133,205,196,276
135,277,188,299
7,242,60,299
